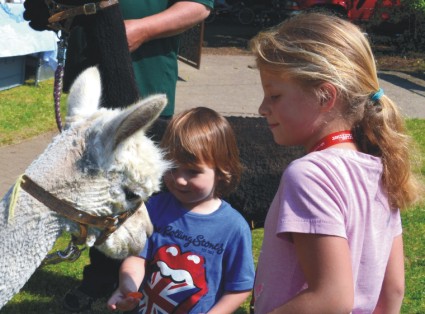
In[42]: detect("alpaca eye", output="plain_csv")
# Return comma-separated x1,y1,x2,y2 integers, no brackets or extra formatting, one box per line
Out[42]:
123,187,139,202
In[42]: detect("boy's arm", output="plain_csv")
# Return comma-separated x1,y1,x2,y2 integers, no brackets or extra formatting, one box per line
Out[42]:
107,256,146,311
373,234,405,314
207,290,252,314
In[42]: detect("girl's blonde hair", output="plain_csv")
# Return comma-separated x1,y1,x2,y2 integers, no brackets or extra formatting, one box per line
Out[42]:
160,107,242,197
250,12,422,210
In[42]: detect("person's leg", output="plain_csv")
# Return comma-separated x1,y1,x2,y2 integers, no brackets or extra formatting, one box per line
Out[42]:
63,247,122,312
81,247,122,297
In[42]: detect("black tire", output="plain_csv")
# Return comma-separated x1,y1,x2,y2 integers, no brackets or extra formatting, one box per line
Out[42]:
238,7,255,25
205,10,216,24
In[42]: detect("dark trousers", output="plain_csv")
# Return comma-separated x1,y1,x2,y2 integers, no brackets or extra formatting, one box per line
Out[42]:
79,247,122,298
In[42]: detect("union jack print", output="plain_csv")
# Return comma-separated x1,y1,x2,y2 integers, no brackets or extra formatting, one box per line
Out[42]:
138,271,201,314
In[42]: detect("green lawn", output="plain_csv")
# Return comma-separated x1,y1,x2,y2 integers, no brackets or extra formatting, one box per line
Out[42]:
0,79,66,146
1,80,424,313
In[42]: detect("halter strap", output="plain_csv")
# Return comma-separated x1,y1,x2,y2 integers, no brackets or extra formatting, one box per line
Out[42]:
48,0,119,24
19,174,141,245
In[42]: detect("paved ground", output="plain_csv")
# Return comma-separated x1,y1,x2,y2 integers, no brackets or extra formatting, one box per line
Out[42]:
1,54,425,196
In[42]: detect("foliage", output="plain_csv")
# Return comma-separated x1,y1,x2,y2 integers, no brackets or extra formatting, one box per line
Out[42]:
369,0,425,52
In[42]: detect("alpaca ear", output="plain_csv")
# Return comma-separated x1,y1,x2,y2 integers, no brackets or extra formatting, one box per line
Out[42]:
65,66,102,127
102,94,167,151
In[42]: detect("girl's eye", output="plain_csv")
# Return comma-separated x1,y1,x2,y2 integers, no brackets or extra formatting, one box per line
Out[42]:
271,95,280,101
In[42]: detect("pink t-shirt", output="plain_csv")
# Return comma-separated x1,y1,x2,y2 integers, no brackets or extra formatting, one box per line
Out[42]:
254,149,402,314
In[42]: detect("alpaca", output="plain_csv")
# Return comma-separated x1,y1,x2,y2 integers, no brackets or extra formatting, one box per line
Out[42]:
0,67,170,308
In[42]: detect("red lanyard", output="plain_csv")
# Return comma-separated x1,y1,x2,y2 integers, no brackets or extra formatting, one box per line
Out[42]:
309,130,354,153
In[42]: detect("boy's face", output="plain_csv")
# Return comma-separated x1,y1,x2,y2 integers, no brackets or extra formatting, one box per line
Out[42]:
164,162,217,210
258,70,321,147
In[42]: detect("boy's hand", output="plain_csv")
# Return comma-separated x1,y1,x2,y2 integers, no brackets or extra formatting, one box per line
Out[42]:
107,290,141,311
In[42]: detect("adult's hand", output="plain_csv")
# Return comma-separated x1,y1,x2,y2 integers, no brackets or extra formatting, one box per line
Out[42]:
23,0,51,31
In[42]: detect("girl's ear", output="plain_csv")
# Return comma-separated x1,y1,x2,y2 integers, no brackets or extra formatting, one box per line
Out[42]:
317,82,337,112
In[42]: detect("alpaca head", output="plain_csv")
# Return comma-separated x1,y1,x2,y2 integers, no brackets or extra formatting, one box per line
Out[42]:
25,66,170,258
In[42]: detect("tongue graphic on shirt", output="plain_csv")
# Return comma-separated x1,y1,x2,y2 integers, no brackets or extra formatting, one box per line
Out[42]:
139,244,208,314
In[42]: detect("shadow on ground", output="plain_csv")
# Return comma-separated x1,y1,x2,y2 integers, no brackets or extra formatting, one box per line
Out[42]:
203,18,262,49
1,268,81,314
378,72,425,94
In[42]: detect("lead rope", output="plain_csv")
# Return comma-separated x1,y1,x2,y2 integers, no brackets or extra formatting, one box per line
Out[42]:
53,32,68,132
42,238,86,266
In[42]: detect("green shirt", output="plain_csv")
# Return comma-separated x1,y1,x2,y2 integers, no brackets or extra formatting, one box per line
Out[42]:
120,0,214,117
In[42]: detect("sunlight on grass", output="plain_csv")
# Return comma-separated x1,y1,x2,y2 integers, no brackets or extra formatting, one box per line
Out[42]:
401,205,425,313
0,79,67,146
406,119,425,176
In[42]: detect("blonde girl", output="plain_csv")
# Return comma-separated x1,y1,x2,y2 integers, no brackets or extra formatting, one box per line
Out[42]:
250,12,423,314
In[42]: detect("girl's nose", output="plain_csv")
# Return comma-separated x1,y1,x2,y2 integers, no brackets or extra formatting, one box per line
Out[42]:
258,97,268,116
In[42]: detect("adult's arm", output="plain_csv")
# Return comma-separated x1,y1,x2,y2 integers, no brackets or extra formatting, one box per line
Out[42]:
373,234,405,314
269,233,354,314
124,1,212,52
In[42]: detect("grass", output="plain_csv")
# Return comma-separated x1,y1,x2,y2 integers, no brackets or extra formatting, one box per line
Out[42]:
1,80,424,313
406,119,425,176
402,204,425,313
0,79,67,146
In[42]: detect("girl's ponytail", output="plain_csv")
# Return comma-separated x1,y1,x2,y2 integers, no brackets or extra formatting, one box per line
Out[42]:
354,93,422,209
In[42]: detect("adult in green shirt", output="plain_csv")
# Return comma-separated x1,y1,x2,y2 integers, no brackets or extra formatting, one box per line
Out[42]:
62,1,213,312
64,0,213,118
121,0,213,117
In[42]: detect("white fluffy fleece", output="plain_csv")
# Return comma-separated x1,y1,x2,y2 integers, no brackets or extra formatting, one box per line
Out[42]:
0,66,170,309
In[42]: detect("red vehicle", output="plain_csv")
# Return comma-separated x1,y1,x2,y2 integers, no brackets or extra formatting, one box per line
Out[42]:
282,0,400,23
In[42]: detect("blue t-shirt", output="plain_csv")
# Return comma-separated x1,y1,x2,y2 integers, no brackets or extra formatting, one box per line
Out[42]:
137,192,255,313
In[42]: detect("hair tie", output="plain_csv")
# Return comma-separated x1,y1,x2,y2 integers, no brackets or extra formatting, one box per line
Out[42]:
370,88,384,102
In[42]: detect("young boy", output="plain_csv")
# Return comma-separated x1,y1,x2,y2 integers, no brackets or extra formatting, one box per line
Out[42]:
108,107,255,313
